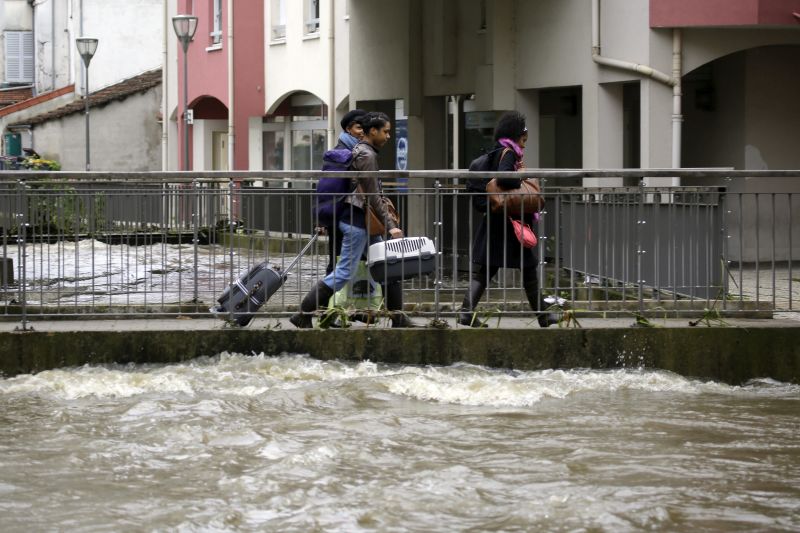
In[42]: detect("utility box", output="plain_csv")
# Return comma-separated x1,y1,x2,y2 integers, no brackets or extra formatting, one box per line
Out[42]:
3,133,22,156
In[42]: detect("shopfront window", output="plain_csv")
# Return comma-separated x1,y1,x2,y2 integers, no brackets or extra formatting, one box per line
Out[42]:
262,130,285,170
263,93,328,177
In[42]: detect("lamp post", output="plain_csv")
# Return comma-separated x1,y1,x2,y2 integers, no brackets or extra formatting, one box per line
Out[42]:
75,37,98,171
172,15,198,170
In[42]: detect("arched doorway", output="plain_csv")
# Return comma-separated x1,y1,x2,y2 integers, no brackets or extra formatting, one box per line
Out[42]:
682,45,800,171
190,96,229,171
262,91,328,182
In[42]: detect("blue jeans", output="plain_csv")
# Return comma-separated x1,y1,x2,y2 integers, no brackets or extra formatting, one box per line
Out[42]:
322,219,382,292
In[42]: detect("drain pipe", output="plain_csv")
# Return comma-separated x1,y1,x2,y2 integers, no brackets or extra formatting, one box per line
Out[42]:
227,0,234,169
161,0,168,170
670,29,682,168
50,0,55,91
327,0,336,149
591,0,675,85
591,0,682,168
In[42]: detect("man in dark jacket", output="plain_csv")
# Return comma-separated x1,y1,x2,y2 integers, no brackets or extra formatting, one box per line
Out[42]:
321,109,368,274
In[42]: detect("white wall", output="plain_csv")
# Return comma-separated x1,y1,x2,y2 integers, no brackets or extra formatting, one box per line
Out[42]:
32,85,163,171
71,0,163,94
32,0,70,92
265,0,349,115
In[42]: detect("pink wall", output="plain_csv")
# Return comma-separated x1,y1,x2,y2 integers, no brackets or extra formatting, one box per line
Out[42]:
651,0,800,27
176,0,264,170
233,1,265,170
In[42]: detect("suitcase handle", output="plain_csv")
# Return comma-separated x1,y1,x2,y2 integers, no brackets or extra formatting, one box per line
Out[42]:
280,232,321,275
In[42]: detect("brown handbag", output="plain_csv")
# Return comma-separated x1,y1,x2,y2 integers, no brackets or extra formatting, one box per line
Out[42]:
486,177,544,216
364,195,400,236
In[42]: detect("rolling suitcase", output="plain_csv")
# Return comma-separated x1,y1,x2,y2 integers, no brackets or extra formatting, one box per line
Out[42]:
211,233,319,327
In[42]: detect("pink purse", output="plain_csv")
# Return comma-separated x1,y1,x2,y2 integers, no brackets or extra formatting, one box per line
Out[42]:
510,218,537,248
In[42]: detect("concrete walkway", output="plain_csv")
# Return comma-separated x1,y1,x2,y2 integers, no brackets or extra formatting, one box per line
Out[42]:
2,315,800,332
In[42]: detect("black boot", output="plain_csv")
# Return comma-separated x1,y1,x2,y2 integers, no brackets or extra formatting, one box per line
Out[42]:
523,278,559,328
384,281,415,328
290,281,334,329
458,279,488,327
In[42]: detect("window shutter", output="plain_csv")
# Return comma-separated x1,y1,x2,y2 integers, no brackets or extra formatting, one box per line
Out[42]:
4,31,34,83
21,31,34,81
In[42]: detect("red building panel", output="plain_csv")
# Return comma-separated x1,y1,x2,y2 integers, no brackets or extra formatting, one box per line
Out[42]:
650,0,800,27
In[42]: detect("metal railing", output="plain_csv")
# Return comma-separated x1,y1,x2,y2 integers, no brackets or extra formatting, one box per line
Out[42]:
0,169,797,327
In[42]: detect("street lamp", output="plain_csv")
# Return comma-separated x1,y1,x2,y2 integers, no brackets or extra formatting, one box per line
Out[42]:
172,15,198,170
75,37,98,171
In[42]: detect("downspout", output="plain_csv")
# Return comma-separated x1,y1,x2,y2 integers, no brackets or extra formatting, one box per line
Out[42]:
327,0,336,149
30,0,37,96
51,0,55,91
79,0,84,95
227,0,234,169
161,0,168,170
671,29,682,168
591,0,681,167
66,0,73,85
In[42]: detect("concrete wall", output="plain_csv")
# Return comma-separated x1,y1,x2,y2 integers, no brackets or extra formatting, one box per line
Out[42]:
349,0,409,105
31,85,163,171
2,326,798,385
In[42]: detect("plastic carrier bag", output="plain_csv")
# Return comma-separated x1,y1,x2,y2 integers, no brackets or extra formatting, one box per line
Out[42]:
328,260,383,311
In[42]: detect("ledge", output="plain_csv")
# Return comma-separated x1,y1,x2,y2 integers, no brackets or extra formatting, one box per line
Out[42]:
1,318,798,384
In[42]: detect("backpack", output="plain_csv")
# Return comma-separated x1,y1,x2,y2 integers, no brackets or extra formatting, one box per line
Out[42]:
316,148,355,224
466,146,504,192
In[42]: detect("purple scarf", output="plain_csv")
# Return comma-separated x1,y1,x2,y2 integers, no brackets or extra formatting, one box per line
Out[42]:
498,137,539,220
497,138,524,170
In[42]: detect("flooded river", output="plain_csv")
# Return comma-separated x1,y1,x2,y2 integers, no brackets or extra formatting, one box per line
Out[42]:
1,354,798,531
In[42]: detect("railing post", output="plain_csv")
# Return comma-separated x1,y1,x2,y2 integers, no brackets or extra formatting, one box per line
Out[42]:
721,179,730,312
539,177,548,312
433,178,442,322
16,179,30,331
192,177,200,304
636,177,646,319
228,178,235,323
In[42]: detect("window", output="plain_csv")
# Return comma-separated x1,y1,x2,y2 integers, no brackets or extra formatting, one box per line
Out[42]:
4,31,34,83
305,0,320,34
263,94,328,177
271,0,286,40
210,0,222,45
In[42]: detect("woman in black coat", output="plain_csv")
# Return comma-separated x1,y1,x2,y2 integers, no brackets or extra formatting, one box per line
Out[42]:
458,111,557,328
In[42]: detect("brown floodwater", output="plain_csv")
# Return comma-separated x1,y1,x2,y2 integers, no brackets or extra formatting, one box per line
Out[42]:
0,354,798,532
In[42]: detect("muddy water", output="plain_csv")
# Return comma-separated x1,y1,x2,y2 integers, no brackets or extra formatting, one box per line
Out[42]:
1,355,798,531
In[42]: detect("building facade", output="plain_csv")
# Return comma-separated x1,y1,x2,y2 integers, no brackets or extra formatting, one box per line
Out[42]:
166,0,351,173
1,0,164,170
168,0,264,171
348,0,800,177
